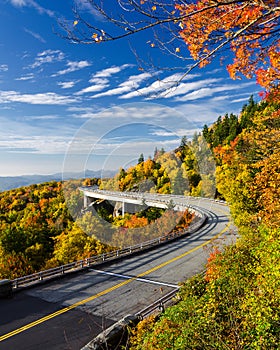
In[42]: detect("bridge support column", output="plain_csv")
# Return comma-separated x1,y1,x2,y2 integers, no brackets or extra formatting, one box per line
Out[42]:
84,195,89,208
84,195,95,208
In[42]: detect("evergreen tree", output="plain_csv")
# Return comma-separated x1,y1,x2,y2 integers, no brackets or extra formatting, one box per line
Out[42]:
138,153,144,164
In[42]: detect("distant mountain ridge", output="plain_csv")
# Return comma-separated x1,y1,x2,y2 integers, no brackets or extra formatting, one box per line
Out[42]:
0,169,116,192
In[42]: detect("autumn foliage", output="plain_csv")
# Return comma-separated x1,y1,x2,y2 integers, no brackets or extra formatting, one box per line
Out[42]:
176,0,280,89
0,180,112,278
129,92,280,349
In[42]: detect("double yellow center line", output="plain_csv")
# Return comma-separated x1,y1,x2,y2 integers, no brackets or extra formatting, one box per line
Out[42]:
0,214,231,343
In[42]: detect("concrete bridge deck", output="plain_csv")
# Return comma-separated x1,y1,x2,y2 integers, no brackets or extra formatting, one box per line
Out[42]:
80,187,206,217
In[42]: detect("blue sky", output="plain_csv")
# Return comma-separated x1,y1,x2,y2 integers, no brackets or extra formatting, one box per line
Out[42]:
0,0,260,176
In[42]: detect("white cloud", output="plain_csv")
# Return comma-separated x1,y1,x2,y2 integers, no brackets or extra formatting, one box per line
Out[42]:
119,73,221,100
231,96,253,103
26,115,59,120
28,0,55,17
76,78,109,95
9,0,55,17
161,79,221,99
151,130,177,137
52,60,91,76
24,28,46,43
76,67,139,96
93,64,132,78
175,83,255,101
30,50,65,68
0,135,70,154
0,115,72,156
120,80,165,99
15,73,35,81
0,64,8,72
57,81,78,89
91,72,151,98
74,0,103,19
0,91,79,105
9,0,26,6
89,77,109,85
67,106,97,113
119,73,187,99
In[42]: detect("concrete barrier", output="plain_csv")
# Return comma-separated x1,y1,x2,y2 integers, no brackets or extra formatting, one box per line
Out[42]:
81,314,139,350
0,279,13,298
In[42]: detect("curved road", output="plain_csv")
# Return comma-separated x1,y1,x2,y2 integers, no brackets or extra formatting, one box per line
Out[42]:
0,198,237,350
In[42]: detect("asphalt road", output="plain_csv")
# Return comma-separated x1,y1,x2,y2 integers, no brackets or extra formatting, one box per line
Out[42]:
0,199,237,350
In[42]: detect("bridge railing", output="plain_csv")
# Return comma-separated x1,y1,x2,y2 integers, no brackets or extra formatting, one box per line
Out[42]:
12,207,207,290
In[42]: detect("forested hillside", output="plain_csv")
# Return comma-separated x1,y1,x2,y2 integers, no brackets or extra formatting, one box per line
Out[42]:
0,179,112,279
100,134,215,198
129,90,280,349
0,163,196,278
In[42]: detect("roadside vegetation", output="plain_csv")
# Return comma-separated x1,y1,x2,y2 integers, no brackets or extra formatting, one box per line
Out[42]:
128,90,280,349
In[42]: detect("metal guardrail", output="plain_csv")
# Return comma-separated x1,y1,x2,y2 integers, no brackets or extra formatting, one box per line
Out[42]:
135,270,206,320
136,289,180,320
12,206,207,290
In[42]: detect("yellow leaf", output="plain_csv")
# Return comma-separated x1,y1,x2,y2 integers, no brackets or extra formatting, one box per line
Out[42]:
92,33,98,39
150,43,155,48
73,20,78,26
175,47,180,53
179,22,184,29
152,6,156,11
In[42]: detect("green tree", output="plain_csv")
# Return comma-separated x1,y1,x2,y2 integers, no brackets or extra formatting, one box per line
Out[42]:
138,153,145,164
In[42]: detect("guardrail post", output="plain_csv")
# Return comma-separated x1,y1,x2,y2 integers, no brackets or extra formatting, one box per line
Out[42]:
158,301,164,313
39,272,43,281
61,266,64,274
102,254,105,262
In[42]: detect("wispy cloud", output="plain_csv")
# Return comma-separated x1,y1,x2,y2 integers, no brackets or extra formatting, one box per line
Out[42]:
119,73,190,99
9,0,27,6
25,114,59,120
30,50,65,69
9,0,55,17
52,60,91,76
0,90,79,105
24,28,46,43
175,83,255,101
15,73,35,81
93,64,132,78
0,135,70,154
121,77,221,100
91,72,151,98
0,64,8,72
57,81,79,89
76,78,109,95
74,0,104,19
75,65,134,96
230,96,254,103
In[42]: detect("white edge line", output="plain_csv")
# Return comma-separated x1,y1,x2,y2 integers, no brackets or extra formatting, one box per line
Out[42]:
90,269,179,289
